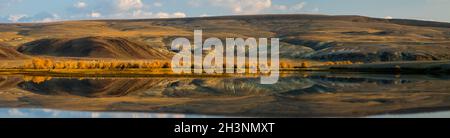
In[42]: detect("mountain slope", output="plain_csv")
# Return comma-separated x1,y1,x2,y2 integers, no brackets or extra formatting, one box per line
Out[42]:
0,43,28,60
1,14,450,62
17,36,172,59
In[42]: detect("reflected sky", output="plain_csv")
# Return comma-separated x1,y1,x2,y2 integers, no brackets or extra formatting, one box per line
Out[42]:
367,111,450,118
2,108,450,118
0,108,222,118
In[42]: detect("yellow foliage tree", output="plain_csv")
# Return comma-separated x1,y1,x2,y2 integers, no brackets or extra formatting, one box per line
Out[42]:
23,58,171,70
280,62,293,68
300,61,312,68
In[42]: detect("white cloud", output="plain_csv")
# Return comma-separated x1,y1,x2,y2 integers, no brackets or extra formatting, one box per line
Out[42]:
173,12,187,18
193,0,307,14
74,2,87,9
291,2,306,11
68,0,153,19
8,14,27,22
112,11,182,19
384,16,393,19
116,0,144,11
209,0,272,14
90,12,102,18
154,12,187,19
155,12,169,18
6,12,60,23
130,10,153,18
273,2,307,12
36,13,60,22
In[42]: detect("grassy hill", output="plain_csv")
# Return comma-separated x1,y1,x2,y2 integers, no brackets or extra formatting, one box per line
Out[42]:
0,14,450,62
0,43,28,60
17,36,171,60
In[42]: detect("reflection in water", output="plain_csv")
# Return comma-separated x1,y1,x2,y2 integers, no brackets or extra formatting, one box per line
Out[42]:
0,108,220,118
15,73,450,98
367,111,450,118
2,108,450,118
22,76,52,84
1,72,450,117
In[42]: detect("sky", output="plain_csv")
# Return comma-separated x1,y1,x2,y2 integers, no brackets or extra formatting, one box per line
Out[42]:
0,0,449,23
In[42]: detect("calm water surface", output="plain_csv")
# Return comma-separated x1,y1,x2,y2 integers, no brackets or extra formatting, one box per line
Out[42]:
1,72,450,117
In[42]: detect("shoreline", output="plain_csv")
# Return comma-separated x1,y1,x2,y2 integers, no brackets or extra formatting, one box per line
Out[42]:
1,60,450,78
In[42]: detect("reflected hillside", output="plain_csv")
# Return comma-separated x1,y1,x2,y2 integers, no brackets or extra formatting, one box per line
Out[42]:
2,73,450,117
18,77,178,97
15,73,450,98
0,76,22,91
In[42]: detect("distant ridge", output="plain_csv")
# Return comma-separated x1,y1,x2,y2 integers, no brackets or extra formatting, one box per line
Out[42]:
91,14,450,28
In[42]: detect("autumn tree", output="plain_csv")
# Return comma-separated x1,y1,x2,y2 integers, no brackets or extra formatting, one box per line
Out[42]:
300,61,312,68
23,58,171,70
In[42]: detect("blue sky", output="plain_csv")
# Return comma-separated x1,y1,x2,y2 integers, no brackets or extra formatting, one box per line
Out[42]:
0,0,449,23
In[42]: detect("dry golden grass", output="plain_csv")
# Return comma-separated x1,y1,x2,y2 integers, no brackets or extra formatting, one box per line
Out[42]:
22,58,171,70
14,58,310,71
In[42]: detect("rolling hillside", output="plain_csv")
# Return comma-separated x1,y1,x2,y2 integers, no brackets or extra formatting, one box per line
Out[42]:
1,14,450,61
17,36,171,59
0,43,28,60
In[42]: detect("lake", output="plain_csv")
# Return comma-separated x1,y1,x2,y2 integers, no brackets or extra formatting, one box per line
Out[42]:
1,72,450,118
